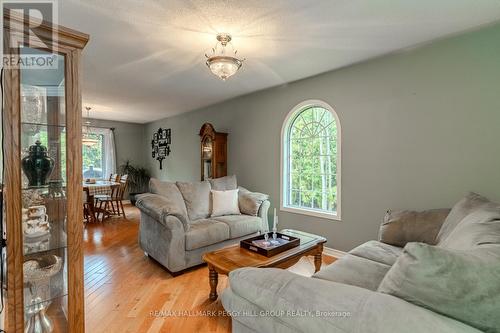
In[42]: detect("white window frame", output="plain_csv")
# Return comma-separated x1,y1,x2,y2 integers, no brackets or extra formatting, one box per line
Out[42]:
280,100,342,221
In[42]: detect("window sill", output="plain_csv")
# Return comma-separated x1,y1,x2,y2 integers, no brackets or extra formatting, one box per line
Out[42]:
280,206,341,221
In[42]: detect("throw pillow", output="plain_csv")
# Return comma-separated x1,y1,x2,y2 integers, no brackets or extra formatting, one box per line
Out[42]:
238,186,269,216
378,242,500,333
379,209,450,247
438,208,500,251
436,192,496,244
211,189,240,217
209,175,237,191
176,180,211,221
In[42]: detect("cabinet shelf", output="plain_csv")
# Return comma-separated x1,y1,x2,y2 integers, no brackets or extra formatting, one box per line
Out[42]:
21,122,67,129
24,232,67,256
22,184,67,191
23,248,68,309
25,292,69,310
24,285,68,310
24,244,68,257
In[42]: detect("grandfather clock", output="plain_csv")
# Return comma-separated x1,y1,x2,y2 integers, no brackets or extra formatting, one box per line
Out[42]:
199,123,227,181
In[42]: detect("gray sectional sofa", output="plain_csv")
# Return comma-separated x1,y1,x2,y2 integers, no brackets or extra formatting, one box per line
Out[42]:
222,192,500,333
135,176,270,274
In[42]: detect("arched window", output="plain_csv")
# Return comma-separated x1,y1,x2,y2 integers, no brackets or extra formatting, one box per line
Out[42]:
281,100,341,220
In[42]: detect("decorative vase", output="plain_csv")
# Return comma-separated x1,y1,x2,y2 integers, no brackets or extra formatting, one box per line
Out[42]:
22,140,54,187
25,297,54,333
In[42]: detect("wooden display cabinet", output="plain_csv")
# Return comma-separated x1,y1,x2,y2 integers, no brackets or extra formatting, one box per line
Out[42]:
1,10,89,333
199,123,227,181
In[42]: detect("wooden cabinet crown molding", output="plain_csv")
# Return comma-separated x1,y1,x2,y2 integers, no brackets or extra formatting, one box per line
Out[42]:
3,9,89,50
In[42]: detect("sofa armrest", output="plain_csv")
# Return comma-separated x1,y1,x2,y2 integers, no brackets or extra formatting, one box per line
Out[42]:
238,186,269,214
138,211,186,272
222,268,479,333
136,193,189,231
378,208,450,247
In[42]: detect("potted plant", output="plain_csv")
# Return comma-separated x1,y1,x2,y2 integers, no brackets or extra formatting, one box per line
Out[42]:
118,160,151,205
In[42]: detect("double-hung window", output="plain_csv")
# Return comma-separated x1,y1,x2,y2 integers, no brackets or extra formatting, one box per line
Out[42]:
82,127,116,179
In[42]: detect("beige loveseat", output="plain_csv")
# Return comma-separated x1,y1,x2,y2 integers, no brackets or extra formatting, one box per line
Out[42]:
136,176,270,274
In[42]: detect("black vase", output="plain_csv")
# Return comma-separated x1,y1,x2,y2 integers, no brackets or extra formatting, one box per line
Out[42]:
22,140,55,187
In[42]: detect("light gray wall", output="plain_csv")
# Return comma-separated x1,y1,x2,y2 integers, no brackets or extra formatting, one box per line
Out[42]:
86,118,145,169
143,23,500,251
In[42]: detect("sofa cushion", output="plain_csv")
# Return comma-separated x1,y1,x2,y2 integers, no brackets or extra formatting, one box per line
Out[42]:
176,180,211,221
147,179,189,220
224,268,483,333
438,208,500,251
150,178,177,198
312,254,391,291
185,219,230,250
209,175,237,191
436,192,497,244
349,240,403,266
238,186,269,216
380,209,450,247
378,243,500,333
211,189,240,217
212,215,261,239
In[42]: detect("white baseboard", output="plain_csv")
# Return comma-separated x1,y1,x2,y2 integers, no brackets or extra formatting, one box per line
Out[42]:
323,246,347,258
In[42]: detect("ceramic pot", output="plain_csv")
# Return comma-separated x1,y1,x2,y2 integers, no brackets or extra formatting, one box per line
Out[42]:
22,141,54,187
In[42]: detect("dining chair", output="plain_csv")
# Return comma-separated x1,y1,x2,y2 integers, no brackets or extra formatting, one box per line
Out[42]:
83,188,95,224
94,175,120,221
95,174,129,220
108,173,119,182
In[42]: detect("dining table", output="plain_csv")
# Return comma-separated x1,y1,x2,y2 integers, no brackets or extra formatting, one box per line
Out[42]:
83,180,120,223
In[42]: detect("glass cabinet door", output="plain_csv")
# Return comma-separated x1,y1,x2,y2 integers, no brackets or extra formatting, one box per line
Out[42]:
20,48,68,332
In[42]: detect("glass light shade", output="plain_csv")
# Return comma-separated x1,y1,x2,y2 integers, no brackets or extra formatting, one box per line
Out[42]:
82,135,98,146
82,108,98,146
206,56,242,81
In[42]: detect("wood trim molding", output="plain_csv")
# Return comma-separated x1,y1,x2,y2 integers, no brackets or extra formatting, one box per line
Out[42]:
3,9,89,49
65,48,85,333
3,46,24,333
323,246,347,259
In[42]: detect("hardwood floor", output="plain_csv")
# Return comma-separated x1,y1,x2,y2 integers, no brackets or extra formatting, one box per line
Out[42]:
84,205,335,333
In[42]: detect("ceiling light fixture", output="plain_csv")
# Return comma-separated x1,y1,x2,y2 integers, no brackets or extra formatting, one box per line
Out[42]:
82,106,99,146
205,33,244,81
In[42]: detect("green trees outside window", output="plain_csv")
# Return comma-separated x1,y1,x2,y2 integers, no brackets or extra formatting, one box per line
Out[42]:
82,134,104,178
284,103,340,217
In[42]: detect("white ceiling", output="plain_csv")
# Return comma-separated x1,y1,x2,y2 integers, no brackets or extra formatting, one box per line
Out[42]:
59,0,500,123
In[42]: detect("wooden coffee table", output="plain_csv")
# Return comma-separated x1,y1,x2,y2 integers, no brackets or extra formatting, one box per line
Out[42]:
202,229,327,300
